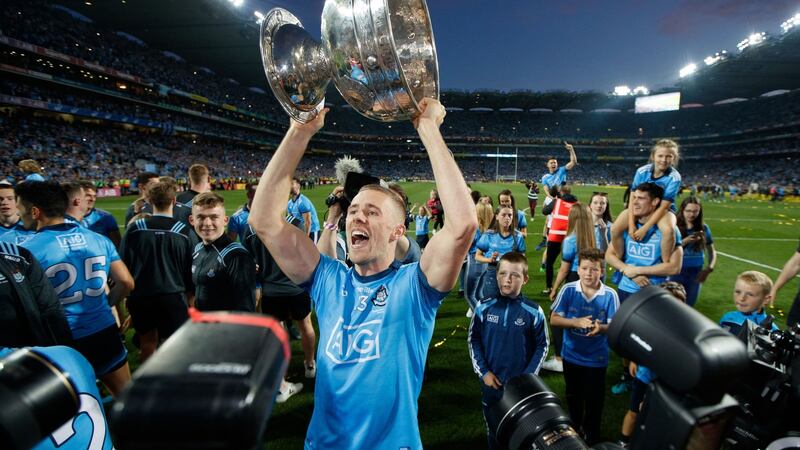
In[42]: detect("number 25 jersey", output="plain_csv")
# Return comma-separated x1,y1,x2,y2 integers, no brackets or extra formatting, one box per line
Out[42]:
21,223,120,339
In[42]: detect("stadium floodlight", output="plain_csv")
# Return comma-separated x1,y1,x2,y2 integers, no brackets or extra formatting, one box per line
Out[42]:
633,86,649,96
228,0,244,7
703,50,728,66
254,10,265,24
613,85,631,96
781,13,800,34
737,32,766,51
679,63,697,78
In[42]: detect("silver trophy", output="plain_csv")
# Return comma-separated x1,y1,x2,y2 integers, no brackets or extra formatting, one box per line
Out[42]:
259,0,439,123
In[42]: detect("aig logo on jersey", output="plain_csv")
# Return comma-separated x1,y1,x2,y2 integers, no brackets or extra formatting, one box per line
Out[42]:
627,241,655,259
56,233,87,250
325,318,381,364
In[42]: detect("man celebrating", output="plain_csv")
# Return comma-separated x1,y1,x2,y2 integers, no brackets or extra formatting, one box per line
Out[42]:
249,98,477,449
288,176,321,242
605,182,684,303
541,142,578,199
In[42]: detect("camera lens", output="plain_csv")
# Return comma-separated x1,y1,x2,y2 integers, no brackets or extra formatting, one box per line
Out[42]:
486,374,589,450
0,348,79,450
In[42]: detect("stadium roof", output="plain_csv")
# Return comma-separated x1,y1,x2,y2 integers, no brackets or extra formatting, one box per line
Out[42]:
55,0,800,111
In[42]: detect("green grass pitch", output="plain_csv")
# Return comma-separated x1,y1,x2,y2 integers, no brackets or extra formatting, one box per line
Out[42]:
97,183,799,448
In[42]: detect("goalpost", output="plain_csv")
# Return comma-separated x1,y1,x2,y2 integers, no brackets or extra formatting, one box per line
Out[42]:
494,147,519,182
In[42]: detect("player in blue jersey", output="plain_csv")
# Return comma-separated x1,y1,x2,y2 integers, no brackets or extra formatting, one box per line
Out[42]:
413,204,431,248
475,205,527,301
613,139,682,271
62,182,87,226
551,248,619,444
498,189,528,237
288,176,321,242
79,181,121,248
720,271,778,335
250,98,477,450
605,182,684,303
15,181,135,396
0,345,114,450
0,180,33,244
469,252,549,449
668,197,717,306
541,142,578,198
227,183,256,242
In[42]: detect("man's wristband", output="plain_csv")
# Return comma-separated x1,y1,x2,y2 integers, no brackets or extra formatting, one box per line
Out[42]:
323,222,338,231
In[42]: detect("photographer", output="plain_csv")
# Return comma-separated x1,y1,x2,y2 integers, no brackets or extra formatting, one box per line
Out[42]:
249,98,477,449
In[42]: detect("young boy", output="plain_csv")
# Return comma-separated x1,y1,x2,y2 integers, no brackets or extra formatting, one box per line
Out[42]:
469,252,549,449
720,271,779,335
550,247,619,444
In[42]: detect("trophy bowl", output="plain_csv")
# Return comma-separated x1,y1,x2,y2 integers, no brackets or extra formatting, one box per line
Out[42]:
260,0,439,123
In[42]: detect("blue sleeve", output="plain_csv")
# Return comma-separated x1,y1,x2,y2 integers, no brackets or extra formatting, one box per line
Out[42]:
605,289,620,323
552,288,570,317
523,306,549,375
303,254,346,310
558,166,567,180
413,264,448,319
477,233,491,253
468,311,490,378
703,224,713,245
663,173,681,202
517,211,527,229
561,237,576,264
674,226,683,247
299,197,312,214
100,214,118,234
631,168,645,190
516,233,526,253
104,234,120,263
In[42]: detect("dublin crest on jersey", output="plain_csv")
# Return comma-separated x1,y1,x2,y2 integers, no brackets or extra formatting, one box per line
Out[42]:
371,285,389,307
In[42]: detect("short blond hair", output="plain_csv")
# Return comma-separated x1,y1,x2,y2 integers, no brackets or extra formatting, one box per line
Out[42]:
192,192,224,210
736,271,773,296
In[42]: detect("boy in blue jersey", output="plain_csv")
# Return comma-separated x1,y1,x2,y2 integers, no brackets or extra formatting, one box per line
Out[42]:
0,181,32,245
0,346,114,450
250,98,478,450
720,271,778,335
605,182,684,303
551,248,619,444
79,181,121,248
469,252,549,449
15,181,135,397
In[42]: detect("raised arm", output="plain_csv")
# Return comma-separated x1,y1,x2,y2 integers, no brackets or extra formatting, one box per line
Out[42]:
249,111,328,285
417,99,478,292
564,142,577,170
769,250,800,305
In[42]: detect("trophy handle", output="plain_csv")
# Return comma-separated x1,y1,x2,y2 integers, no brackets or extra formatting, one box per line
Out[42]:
260,8,330,123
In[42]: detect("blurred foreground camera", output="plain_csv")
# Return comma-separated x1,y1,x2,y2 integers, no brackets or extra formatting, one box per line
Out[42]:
109,309,290,450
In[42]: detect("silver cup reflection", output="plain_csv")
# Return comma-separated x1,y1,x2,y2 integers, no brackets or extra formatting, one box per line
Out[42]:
260,0,439,123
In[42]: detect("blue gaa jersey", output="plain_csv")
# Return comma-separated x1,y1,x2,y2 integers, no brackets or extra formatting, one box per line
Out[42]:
595,221,612,251
288,194,320,233
516,210,527,231
0,219,32,245
414,215,430,236
0,346,113,450
682,224,713,268
228,205,250,241
720,309,778,336
21,223,119,339
82,208,119,238
552,281,619,368
541,166,567,192
301,255,447,450
631,164,682,212
618,224,682,294
476,230,526,259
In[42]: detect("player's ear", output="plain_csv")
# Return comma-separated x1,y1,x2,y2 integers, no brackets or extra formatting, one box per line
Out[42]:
188,214,195,226
522,273,529,285
390,224,405,242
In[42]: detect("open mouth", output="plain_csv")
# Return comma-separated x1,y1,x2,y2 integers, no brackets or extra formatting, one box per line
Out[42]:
351,230,369,248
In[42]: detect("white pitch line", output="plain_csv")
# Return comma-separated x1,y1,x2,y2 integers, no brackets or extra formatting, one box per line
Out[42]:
716,251,795,275
705,218,798,222
714,237,796,242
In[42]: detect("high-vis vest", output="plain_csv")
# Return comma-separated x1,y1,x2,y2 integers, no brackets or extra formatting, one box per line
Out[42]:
547,198,575,243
